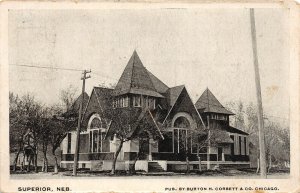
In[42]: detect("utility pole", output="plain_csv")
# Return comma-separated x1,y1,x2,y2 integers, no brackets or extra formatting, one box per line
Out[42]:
249,8,267,178
73,70,91,176
206,115,211,170
206,89,211,170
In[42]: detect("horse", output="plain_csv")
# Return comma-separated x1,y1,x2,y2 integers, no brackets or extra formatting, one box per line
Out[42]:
22,129,36,172
22,145,36,172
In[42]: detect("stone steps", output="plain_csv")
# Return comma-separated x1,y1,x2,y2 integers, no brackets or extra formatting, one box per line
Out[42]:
148,162,165,172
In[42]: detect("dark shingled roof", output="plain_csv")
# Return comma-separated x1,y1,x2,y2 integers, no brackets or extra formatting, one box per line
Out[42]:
63,92,89,118
93,86,114,111
195,88,234,115
165,85,185,108
147,70,169,93
113,51,164,98
225,126,249,135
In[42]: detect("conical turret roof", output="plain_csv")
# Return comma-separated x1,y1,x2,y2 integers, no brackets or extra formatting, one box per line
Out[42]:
113,51,165,98
195,88,234,115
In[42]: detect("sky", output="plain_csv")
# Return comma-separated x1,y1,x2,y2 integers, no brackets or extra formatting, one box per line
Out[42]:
8,8,290,125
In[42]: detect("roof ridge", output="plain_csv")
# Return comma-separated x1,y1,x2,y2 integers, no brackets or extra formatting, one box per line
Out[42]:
132,52,156,91
169,84,185,89
129,51,135,88
94,86,113,90
195,87,234,115
146,70,169,88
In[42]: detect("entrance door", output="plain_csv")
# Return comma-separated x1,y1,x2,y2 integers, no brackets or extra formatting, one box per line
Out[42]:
218,147,223,161
139,138,149,160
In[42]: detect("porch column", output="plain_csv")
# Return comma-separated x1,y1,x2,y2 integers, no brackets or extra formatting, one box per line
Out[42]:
149,138,153,161
222,153,225,161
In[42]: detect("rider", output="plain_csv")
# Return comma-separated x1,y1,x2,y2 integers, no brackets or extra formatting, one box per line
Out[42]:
23,128,35,150
22,128,35,170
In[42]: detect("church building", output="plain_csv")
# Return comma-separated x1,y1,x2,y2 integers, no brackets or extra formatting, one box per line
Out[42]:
60,51,250,172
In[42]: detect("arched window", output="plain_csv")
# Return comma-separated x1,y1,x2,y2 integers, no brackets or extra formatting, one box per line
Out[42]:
87,114,110,153
87,113,106,131
90,117,102,129
173,116,190,128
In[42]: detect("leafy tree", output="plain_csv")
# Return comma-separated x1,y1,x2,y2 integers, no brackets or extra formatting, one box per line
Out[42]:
104,108,141,175
9,93,44,172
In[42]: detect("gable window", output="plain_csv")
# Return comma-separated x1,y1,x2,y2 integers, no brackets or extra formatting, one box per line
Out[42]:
133,95,141,107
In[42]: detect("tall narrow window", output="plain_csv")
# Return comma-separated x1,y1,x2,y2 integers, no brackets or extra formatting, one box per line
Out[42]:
93,130,98,152
89,131,92,152
67,133,71,154
244,137,247,155
133,95,141,107
230,135,234,155
113,99,116,108
239,136,242,155
147,97,151,108
124,96,129,107
119,98,123,107
115,98,119,107
98,131,102,152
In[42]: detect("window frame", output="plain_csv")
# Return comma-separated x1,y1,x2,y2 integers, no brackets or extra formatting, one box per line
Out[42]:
89,128,110,153
133,95,141,107
67,133,71,154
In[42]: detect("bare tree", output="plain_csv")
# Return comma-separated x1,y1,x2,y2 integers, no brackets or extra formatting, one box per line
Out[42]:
60,85,78,112
9,92,24,171
228,101,290,172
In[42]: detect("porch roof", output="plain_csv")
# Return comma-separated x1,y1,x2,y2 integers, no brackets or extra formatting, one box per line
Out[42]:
211,129,234,144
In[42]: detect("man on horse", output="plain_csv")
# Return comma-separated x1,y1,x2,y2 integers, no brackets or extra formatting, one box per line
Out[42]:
22,128,36,172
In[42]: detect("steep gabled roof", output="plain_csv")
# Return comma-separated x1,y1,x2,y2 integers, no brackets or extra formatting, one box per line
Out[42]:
162,85,206,129
93,87,113,111
81,86,113,128
195,88,234,115
165,85,185,108
113,51,164,98
63,92,89,118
